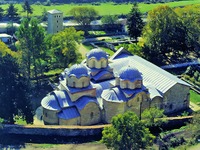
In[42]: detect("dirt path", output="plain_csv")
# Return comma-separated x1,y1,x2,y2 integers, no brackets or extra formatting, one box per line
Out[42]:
78,44,89,58
190,102,200,111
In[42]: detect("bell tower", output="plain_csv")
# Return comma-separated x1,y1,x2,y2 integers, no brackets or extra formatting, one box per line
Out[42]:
47,9,63,34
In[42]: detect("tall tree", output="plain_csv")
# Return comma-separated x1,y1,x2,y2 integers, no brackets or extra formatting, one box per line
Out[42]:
127,3,144,42
22,0,33,18
175,5,200,57
0,41,33,124
6,4,18,20
101,111,155,150
69,7,98,26
142,5,188,65
0,7,4,20
50,27,84,68
6,4,19,34
41,8,48,22
16,18,46,87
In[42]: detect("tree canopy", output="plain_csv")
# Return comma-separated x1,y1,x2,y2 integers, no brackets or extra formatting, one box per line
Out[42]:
174,5,200,57
101,111,155,150
127,3,144,42
6,4,18,20
22,0,33,18
141,5,192,65
101,15,118,24
69,7,98,26
142,107,166,127
0,41,33,124
0,7,4,20
16,18,46,86
50,27,84,68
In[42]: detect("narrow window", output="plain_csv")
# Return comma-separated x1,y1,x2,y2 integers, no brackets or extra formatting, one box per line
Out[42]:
73,82,75,87
90,112,94,119
82,82,84,87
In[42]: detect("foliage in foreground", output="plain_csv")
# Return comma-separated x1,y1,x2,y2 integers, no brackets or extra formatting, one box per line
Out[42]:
101,111,155,150
0,41,33,124
142,107,167,127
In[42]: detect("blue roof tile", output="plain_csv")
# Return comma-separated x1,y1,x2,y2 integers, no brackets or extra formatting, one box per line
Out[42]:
57,107,80,120
75,96,98,110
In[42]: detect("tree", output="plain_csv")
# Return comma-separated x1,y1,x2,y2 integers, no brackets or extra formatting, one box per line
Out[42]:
41,8,48,22
142,107,167,127
22,0,33,18
50,27,84,68
6,4,18,20
127,3,144,42
175,5,200,57
0,41,33,124
101,111,155,150
189,111,200,141
142,5,189,65
6,4,19,34
101,15,118,24
16,18,46,87
0,7,4,20
69,7,98,26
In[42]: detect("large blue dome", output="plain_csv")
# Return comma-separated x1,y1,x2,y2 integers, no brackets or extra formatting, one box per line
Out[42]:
67,64,89,78
86,48,108,60
118,66,142,82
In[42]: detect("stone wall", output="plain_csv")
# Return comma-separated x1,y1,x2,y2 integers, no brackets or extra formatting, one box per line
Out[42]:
1,124,108,137
103,100,125,123
0,116,192,137
163,83,190,114
80,102,101,125
43,108,59,125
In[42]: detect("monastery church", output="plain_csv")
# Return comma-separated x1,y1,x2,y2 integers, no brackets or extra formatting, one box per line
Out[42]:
41,47,190,125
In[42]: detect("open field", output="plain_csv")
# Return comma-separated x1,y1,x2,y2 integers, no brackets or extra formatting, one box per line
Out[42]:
190,90,200,105
1,1,199,17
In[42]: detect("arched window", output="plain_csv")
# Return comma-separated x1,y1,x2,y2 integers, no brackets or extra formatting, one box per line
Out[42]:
73,81,76,87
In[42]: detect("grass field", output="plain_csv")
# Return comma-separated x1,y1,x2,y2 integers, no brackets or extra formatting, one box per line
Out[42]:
1,0,199,17
190,90,200,105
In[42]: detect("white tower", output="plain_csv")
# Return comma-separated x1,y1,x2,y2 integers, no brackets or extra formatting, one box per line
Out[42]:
47,9,63,34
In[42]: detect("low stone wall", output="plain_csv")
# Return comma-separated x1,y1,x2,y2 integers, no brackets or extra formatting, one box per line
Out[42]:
0,124,110,137
0,116,192,137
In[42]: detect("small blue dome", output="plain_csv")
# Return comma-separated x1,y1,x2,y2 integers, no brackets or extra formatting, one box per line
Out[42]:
67,64,89,78
118,66,142,82
41,94,60,111
86,48,108,60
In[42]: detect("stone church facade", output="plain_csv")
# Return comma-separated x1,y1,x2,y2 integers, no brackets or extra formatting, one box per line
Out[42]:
41,48,190,125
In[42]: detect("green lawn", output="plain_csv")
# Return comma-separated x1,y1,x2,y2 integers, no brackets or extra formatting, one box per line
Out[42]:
190,90,200,105
99,46,115,56
1,1,200,17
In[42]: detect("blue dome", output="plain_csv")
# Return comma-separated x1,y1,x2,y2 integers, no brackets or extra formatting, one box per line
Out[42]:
118,66,142,82
86,48,108,60
67,64,89,78
41,94,60,111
